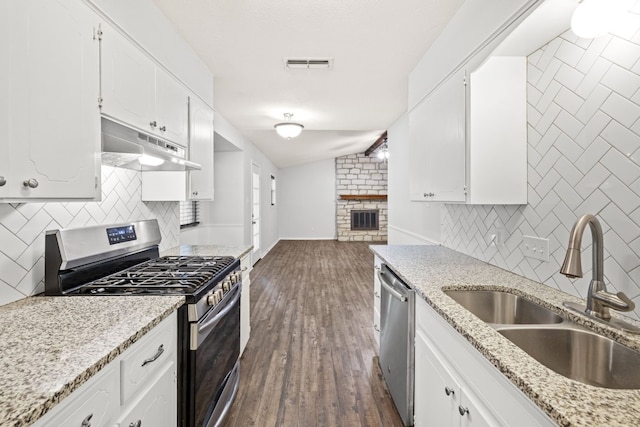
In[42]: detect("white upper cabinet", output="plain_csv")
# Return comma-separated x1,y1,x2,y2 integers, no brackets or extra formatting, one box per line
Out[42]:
140,96,214,202
409,69,466,202
155,71,190,146
100,24,189,146
188,96,215,201
468,56,527,204
2,0,101,201
409,56,527,205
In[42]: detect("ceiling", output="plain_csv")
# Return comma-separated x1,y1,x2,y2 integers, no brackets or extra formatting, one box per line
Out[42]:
152,0,465,168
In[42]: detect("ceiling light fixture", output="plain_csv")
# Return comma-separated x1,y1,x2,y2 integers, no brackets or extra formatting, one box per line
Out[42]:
274,113,304,140
571,0,633,38
377,140,389,162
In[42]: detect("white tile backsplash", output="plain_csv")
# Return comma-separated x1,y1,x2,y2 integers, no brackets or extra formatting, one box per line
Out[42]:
0,166,179,306
443,13,640,320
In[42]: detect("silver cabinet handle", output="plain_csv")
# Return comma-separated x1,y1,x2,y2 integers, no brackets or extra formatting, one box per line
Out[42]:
159,125,166,132
141,344,164,367
374,291,380,298
23,178,38,188
81,413,93,427
374,324,380,332
149,120,157,128
128,421,141,427
458,406,469,416
0,176,5,186
444,386,455,396
423,192,434,198
192,190,198,196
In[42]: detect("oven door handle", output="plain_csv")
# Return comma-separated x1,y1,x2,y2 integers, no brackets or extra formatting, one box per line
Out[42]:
191,283,242,350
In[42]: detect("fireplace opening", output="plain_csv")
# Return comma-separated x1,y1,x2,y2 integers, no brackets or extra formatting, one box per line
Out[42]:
351,209,379,231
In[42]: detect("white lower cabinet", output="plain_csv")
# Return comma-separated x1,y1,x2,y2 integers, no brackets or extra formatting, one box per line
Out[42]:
373,256,382,350
116,362,176,427
33,312,177,427
415,329,496,427
36,362,119,427
240,253,252,355
414,297,555,427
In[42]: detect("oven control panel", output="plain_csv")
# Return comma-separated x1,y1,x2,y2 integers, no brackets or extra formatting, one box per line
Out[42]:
106,225,137,245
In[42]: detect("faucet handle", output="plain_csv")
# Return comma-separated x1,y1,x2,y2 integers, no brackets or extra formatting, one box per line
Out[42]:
593,290,635,313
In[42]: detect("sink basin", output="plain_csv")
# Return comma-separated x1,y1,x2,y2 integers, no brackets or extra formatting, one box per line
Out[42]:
499,328,640,389
444,290,563,324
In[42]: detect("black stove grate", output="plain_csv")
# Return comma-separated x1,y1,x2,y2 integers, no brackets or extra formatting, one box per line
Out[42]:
77,255,236,295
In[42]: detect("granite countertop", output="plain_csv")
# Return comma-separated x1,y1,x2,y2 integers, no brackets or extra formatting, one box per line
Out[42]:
0,295,184,426
162,244,253,260
370,244,640,427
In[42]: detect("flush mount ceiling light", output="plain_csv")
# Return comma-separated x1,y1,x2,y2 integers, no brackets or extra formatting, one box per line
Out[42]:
274,113,304,140
571,0,633,38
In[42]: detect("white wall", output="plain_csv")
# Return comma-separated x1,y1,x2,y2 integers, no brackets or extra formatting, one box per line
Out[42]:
279,159,336,240
387,113,442,244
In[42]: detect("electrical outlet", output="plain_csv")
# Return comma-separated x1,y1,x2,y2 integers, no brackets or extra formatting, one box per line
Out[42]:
522,235,549,262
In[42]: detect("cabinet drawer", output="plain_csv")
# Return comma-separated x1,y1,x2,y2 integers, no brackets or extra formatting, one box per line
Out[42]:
120,313,177,403
36,363,119,427
117,361,176,427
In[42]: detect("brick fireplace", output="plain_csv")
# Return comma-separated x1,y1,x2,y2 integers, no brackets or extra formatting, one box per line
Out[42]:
336,153,387,242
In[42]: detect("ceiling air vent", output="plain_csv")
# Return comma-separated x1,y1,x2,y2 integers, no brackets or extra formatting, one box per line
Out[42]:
284,58,333,70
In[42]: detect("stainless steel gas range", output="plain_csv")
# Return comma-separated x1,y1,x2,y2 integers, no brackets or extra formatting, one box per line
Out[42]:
44,219,241,427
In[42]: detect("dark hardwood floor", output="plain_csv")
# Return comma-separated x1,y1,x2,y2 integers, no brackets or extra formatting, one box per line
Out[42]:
223,240,403,427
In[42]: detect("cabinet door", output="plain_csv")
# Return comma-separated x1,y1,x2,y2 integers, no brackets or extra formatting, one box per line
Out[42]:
0,0,10,198
409,69,466,202
459,390,500,427
32,363,119,427
469,56,527,204
117,362,177,427
188,96,214,200
9,0,100,199
100,24,156,134
155,70,189,146
414,329,460,427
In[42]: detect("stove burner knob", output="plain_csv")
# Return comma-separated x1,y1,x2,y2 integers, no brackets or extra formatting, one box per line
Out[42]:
216,289,224,301
207,292,217,306
223,280,231,292
230,273,239,284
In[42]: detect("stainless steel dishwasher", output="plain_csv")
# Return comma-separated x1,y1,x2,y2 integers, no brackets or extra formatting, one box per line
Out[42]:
378,263,415,426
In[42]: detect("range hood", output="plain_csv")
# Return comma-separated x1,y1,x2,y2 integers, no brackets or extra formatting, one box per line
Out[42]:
101,118,201,171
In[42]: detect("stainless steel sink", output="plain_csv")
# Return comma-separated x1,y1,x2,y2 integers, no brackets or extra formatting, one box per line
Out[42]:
498,327,640,389
444,290,563,324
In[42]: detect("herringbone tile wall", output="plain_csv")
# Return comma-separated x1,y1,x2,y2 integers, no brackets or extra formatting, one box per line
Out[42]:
443,8,640,320
0,166,179,305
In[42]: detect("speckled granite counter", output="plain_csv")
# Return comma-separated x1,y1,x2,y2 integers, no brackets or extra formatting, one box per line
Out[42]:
162,244,252,260
0,295,184,426
370,245,640,427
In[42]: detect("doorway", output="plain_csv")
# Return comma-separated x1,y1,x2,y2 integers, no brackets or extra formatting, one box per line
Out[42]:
251,162,261,263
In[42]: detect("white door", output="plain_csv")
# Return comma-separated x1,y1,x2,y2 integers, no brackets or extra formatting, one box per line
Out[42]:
251,163,261,262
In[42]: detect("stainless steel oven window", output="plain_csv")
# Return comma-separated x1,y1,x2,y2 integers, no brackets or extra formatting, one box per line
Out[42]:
188,284,241,427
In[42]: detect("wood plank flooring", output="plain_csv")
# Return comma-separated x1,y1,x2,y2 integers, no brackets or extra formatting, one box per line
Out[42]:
223,240,403,427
